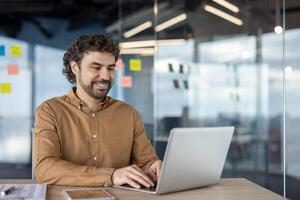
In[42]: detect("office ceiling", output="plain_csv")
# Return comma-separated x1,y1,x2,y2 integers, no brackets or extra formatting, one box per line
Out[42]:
0,0,300,39
0,0,153,38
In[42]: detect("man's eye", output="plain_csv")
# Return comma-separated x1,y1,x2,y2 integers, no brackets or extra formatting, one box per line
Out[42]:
92,67,100,70
108,66,116,71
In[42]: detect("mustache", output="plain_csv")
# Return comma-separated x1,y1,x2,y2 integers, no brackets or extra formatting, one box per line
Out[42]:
92,80,111,84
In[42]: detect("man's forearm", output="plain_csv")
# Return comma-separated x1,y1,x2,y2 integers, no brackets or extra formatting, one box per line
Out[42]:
35,157,115,186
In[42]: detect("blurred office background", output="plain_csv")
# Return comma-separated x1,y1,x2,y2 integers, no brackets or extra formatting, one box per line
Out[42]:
0,0,299,199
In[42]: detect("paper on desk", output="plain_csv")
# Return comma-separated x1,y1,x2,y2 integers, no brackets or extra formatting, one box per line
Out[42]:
0,184,47,200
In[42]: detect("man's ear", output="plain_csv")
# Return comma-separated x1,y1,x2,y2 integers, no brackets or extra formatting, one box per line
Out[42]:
70,60,79,75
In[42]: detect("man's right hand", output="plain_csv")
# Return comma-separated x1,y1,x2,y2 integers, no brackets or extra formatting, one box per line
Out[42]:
111,164,155,189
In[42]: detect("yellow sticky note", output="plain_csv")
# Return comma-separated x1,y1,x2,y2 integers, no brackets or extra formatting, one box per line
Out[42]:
129,59,142,71
0,83,12,93
10,45,23,57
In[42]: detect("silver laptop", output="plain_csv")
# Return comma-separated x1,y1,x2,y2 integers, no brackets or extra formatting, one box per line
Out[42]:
114,127,234,194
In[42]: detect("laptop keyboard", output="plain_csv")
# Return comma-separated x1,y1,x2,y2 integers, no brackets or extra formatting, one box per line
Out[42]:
140,186,157,192
122,184,157,192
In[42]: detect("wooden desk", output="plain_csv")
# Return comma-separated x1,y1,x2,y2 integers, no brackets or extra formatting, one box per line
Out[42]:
0,178,284,200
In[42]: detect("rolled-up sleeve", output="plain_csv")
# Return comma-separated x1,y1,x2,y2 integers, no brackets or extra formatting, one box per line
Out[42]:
33,102,115,186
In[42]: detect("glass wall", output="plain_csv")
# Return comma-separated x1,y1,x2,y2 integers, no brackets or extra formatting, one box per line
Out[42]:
0,15,105,178
0,36,32,178
285,15,300,199
114,0,156,139
152,0,298,199
0,39,72,178
34,45,70,108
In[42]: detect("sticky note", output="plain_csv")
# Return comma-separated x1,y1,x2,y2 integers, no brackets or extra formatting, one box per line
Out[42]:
116,59,124,70
129,59,142,71
120,76,132,88
7,64,19,75
0,83,12,93
0,45,5,56
10,45,22,57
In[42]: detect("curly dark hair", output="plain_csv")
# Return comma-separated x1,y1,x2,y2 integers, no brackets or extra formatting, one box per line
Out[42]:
63,34,120,84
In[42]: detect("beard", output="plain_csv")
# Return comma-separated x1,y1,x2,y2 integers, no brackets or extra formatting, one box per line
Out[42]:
78,72,112,101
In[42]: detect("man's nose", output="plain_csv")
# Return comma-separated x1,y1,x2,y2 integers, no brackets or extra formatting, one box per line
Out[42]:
98,67,110,80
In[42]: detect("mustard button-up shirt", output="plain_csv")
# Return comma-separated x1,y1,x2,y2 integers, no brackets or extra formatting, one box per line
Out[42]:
33,88,159,186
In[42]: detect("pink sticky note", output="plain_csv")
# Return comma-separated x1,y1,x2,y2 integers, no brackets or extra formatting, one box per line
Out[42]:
7,64,19,75
116,58,124,70
120,76,132,88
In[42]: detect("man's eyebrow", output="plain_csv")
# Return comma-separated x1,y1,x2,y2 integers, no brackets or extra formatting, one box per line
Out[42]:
91,62,103,66
91,62,116,66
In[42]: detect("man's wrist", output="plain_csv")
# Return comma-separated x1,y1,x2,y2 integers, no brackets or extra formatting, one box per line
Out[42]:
94,168,115,186
109,168,117,186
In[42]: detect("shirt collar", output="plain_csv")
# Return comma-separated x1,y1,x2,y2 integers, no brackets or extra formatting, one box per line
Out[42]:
67,87,112,113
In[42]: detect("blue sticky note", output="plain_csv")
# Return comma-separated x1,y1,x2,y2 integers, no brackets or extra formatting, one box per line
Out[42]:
0,45,5,56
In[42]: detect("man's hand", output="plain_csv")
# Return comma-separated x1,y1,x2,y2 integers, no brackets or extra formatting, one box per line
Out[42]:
111,164,155,189
146,160,162,182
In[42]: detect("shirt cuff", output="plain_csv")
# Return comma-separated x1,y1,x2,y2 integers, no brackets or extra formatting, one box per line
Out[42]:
95,168,115,186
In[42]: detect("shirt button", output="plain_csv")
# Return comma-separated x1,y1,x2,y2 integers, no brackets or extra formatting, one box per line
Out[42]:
93,156,97,161
93,134,97,138
92,113,95,117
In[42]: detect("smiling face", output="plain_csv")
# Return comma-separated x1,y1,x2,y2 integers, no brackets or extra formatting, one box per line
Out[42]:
71,51,116,101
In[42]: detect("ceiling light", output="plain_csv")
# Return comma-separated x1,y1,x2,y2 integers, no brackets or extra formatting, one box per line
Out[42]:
212,0,239,13
274,0,282,35
123,21,152,38
120,48,155,55
157,39,185,46
120,40,155,48
274,26,283,34
285,66,293,74
204,5,243,26
241,51,251,59
120,39,185,48
155,13,187,32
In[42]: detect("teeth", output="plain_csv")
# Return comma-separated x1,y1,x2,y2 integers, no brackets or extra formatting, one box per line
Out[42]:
95,82,108,89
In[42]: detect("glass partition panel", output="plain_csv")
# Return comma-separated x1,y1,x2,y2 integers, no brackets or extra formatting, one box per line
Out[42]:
115,0,155,139
285,1,300,199
34,44,70,108
0,36,32,178
154,0,285,196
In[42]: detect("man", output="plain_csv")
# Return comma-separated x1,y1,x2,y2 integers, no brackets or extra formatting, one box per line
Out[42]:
34,34,162,188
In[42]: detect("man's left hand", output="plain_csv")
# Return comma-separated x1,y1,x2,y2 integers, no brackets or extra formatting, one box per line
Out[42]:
146,160,162,182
